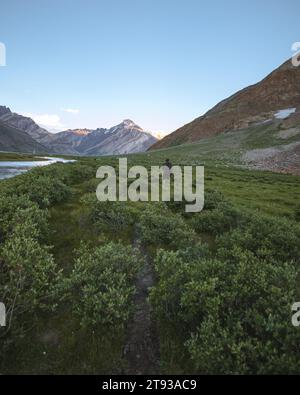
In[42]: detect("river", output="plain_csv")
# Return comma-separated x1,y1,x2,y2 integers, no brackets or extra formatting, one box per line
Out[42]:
0,157,75,180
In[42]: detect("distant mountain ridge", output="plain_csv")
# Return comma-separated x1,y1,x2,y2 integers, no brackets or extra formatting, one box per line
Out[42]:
0,107,157,155
42,119,157,155
150,57,300,149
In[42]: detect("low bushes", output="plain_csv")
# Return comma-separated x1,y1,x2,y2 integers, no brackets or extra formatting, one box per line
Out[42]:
185,251,300,374
203,189,227,210
0,195,38,239
0,163,74,342
138,203,196,249
1,171,70,208
0,212,63,339
165,189,226,215
149,244,210,322
191,203,242,235
217,213,300,264
65,242,142,329
149,206,300,374
81,194,137,232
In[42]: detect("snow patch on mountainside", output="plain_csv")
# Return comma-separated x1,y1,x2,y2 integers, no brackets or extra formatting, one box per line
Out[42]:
275,108,296,119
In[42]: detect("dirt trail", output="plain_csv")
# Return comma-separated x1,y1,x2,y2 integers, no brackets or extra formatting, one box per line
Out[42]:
122,230,160,374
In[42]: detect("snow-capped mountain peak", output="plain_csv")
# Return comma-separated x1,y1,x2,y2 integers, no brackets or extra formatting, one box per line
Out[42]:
122,119,138,127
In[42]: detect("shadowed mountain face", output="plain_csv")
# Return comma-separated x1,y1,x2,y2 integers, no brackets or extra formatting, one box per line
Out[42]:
150,58,300,150
0,106,51,142
0,120,47,153
0,107,157,155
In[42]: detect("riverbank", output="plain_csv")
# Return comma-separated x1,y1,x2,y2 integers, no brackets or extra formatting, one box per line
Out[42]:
0,155,75,180
0,151,46,161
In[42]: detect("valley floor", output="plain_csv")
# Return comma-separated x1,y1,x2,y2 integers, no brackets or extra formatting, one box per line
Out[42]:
0,149,300,374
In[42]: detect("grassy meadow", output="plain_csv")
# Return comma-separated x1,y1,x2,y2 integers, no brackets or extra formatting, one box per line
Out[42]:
0,145,300,374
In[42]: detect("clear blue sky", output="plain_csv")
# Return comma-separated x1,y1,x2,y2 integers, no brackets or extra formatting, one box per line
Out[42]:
0,0,299,134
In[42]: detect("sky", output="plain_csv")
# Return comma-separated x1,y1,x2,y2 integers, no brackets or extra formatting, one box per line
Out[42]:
0,0,299,135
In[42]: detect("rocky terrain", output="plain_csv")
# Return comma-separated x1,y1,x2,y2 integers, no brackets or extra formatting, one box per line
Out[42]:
0,106,51,142
242,141,300,175
0,120,47,154
151,58,300,150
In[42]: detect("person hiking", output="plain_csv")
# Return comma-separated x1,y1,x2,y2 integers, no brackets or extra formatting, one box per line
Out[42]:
164,158,172,170
163,158,172,180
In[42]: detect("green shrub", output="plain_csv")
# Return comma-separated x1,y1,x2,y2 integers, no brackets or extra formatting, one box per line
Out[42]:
138,203,196,248
165,189,226,215
203,189,226,210
150,247,300,374
0,195,34,238
217,213,300,264
1,173,70,208
66,242,142,329
0,224,62,337
184,250,300,374
81,178,99,193
81,194,136,232
165,198,191,215
149,244,209,322
0,193,49,243
0,176,63,341
191,204,242,235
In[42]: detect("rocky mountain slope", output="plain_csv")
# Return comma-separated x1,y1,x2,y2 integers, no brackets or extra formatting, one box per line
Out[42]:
0,106,51,142
145,113,300,175
42,119,157,155
0,106,157,155
0,120,47,153
150,57,300,150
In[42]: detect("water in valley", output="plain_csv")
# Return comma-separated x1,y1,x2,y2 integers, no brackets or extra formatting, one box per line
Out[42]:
0,157,75,180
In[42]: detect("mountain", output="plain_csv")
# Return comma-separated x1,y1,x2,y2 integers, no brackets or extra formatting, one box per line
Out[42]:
0,120,47,153
0,106,52,142
150,58,300,150
0,106,157,155
41,119,157,155
84,119,157,155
